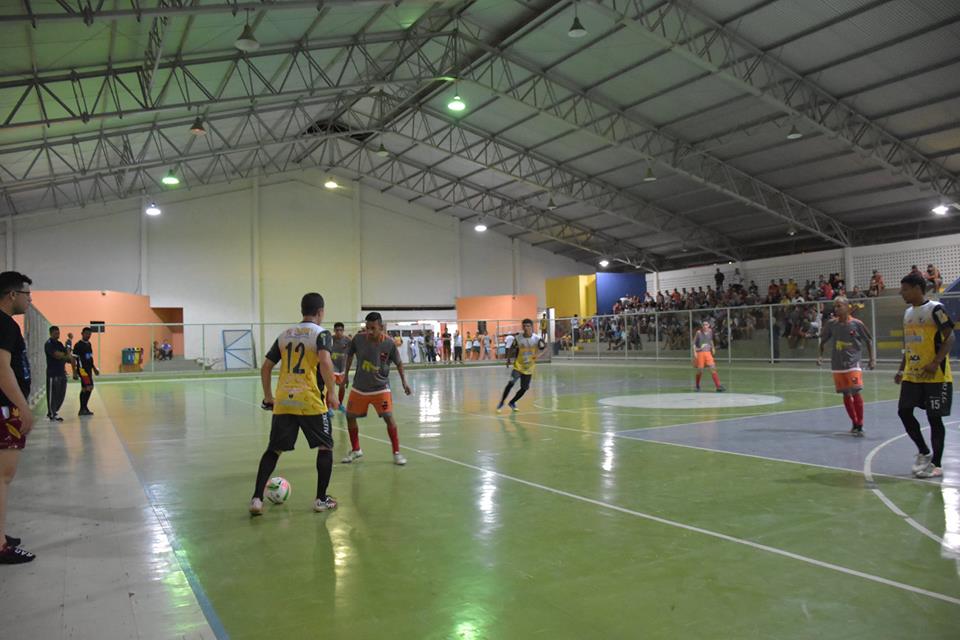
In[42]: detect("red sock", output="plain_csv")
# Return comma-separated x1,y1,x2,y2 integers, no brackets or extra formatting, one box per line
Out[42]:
387,424,400,454
695,372,702,387
348,424,360,451
711,371,721,388
842,395,857,424
853,394,864,425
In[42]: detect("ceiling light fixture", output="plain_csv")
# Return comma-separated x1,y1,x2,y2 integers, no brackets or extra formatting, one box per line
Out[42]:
568,2,587,38
643,166,657,182
324,177,339,190
375,142,389,157
161,170,180,186
787,225,797,236
234,11,259,52
932,204,950,216
447,93,466,112
546,196,557,210
599,259,609,268
474,217,488,232
786,125,803,140
145,202,161,217
189,115,206,136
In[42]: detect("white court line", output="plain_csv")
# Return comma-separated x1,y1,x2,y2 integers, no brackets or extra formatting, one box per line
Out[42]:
349,427,960,607
202,384,960,603
466,409,946,487
863,422,960,546
553,359,904,375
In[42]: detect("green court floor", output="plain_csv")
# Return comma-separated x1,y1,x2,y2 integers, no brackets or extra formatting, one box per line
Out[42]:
95,363,959,639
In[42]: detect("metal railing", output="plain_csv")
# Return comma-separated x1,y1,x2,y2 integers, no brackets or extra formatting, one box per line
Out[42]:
552,292,960,365
33,318,550,377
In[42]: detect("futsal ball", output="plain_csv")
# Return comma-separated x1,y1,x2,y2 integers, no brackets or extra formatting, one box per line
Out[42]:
265,477,291,504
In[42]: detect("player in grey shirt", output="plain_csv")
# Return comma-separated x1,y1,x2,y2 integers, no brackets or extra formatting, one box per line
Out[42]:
341,312,412,465
818,296,875,436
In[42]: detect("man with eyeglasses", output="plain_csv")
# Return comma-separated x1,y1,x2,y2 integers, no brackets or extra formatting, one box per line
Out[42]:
0,272,35,563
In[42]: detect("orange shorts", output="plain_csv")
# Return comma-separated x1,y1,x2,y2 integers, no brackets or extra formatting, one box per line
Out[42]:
346,389,393,418
693,351,715,368
833,370,863,393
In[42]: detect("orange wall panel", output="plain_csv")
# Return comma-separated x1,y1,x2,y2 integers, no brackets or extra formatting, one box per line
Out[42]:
455,294,538,338
30,291,180,373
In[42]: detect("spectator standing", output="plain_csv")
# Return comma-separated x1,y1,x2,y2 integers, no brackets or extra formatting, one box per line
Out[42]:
714,268,725,290
441,329,451,363
926,264,942,294
868,270,885,297
453,330,463,362
45,326,71,422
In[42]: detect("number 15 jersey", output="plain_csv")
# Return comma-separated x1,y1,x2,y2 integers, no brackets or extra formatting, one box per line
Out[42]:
266,322,333,415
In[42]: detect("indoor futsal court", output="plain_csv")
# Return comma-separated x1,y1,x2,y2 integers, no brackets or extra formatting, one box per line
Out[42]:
2,0,960,639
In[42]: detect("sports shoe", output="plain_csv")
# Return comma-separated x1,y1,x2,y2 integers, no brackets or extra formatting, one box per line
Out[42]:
394,452,407,466
716,386,725,393
249,498,264,516
509,402,518,412
78,409,94,416
912,453,932,475
53,415,63,422
850,425,864,437
496,402,504,413
0,544,35,564
314,496,338,512
915,464,942,479
341,449,364,464
5,535,21,547
694,386,701,392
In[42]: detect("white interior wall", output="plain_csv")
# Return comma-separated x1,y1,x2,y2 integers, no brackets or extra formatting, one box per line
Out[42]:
9,171,585,334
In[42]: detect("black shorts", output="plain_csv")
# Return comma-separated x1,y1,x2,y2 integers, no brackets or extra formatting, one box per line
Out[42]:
509,369,532,387
268,413,333,451
899,381,953,417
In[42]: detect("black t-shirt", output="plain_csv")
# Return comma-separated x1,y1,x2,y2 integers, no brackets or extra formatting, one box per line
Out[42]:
74,339,95,372
45,338,69,377
0,310,30,405
442,332,451,346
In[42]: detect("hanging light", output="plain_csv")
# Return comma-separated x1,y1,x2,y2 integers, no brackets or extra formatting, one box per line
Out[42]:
932,204,950,216
568,3,587,38
161,170,180,186
375,142,389,157
474,217,488,232
599,259,609,268
234,12,259,52
189,115,206,136
546,196,557,210
447,93,466,112
787,225,797,236
643,166,657,182
786,124,803,140
145,202,161,216
324,177,339,189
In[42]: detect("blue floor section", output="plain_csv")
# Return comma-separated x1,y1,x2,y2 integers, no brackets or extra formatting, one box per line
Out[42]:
618,399,960,479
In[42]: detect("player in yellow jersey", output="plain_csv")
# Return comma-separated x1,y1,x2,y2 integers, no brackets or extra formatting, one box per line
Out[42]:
497,318,546,412
895,273,955,478
249,293,339,515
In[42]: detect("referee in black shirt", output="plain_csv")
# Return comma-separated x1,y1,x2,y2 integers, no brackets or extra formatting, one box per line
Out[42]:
45,326,71,422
